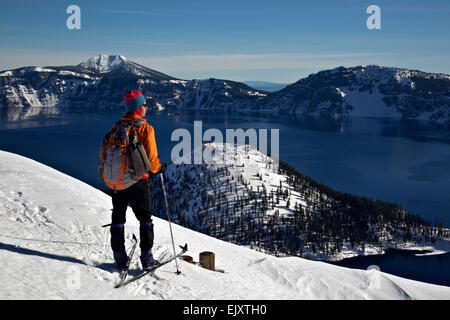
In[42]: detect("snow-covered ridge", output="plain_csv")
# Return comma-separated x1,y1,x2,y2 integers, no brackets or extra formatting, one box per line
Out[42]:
0,67,57,76
1,150,449,299
0,71,13,77
257,65,450,126
57,70,97,79
32,67,56,73
152,143,450,261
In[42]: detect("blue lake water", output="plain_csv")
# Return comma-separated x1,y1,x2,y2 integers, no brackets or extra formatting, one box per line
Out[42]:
1,111,449,225
0,111,449,287
328,249,450,287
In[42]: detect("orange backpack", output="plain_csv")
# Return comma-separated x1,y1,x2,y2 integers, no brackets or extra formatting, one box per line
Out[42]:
98,120,151,191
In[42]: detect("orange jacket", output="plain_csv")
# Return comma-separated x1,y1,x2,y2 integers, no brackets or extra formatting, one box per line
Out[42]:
111,113,162,177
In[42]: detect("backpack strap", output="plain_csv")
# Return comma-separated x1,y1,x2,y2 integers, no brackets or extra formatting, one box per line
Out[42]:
131,120,146,127
112,120,145,145
129,120,146,144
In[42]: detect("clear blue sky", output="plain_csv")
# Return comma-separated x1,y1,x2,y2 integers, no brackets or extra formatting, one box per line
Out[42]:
0,0,449,82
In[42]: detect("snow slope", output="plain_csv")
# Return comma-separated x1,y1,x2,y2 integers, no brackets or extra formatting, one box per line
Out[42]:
0,150,449,299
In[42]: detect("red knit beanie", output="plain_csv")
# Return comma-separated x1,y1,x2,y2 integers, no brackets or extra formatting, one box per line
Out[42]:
124,90,146,113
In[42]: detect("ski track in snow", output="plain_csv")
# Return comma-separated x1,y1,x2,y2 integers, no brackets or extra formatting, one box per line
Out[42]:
0,150,449,299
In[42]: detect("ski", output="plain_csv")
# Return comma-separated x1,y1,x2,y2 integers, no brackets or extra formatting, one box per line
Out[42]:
118,243,188,288
114,233,138,288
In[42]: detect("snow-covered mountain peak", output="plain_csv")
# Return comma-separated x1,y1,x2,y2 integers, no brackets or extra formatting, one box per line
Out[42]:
78,54,127,73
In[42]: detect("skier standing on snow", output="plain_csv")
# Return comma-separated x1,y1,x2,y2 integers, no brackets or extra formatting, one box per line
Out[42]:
99,90,162,271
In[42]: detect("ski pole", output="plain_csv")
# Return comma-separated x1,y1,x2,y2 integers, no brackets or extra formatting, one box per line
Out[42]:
160,173,181,275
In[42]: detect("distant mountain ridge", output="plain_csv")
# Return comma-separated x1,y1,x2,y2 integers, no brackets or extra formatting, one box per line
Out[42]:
0,54,267,120
257,65,450,126
1,55,449,127
243,81,289,92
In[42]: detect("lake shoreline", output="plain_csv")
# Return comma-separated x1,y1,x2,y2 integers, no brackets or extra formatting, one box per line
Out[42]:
302,238,450,262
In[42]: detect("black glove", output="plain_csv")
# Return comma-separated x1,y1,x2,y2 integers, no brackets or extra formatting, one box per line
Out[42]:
150,163,166,177
157,163,167,175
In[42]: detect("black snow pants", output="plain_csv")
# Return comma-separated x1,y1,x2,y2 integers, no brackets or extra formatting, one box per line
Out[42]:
110,178,154,253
